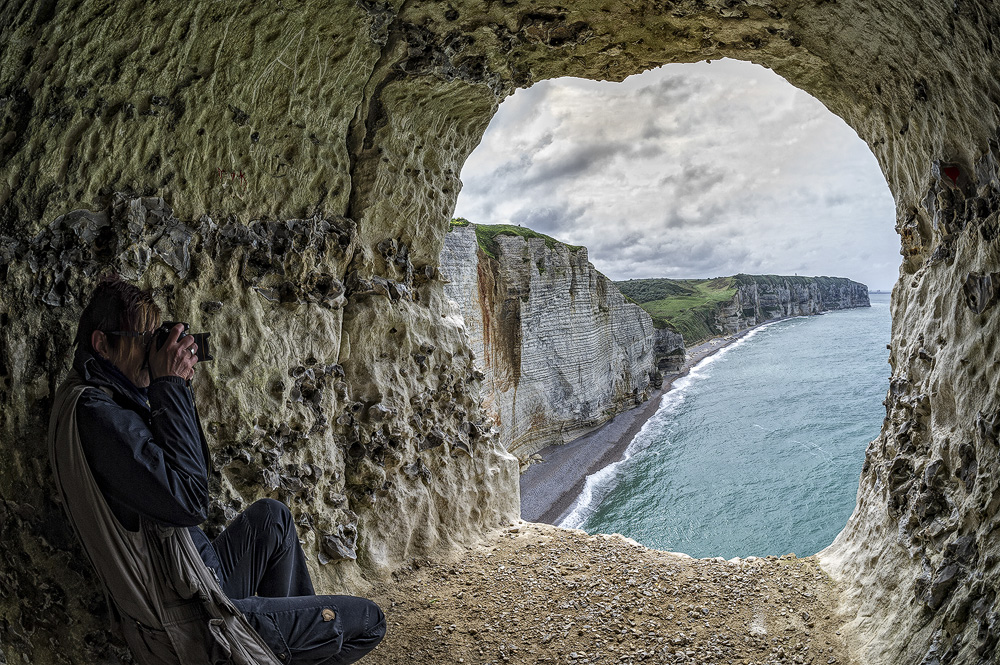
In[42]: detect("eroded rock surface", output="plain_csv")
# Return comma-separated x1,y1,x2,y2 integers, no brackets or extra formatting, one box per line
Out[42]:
1,1,999,663
0,195,519,663
653,328,686,373
820,141,1000,665
441,223,658,457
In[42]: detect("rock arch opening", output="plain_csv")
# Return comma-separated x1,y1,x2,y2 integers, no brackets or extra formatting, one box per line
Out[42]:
445,60,896,561
1,2,999,664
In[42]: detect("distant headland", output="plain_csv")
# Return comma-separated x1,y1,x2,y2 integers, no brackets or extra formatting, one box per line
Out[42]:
617,274,870,346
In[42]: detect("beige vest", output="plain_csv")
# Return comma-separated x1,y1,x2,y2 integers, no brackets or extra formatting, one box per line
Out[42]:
48,370,282,665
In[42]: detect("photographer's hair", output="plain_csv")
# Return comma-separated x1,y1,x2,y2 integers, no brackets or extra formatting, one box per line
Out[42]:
74,274,162,354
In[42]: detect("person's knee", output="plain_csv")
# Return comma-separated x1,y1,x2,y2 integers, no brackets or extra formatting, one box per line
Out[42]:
365,600,386,641
244,499,295,542
339,597,385,643
372,602,386,632
247,497,290,520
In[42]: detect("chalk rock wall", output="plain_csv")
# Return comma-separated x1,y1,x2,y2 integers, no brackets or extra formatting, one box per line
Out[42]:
654,328,687,372
716,276,871,335
440,223,659,457
0,194,521,662
819,147,1000,665
1,0,1000,664
0,4,524,662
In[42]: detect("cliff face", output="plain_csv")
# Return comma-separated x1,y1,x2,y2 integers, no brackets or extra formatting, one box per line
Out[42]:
440,224,660,457
716,276,871,335
654,328,687,371
619,275,870,346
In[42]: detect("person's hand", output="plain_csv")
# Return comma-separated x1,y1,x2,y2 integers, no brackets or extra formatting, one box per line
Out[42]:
148,323,198,381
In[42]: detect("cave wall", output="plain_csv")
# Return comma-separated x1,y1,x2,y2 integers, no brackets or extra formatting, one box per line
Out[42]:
820,144,1000,663
0,3,524,662
2,0,1000,663
440,222,658,459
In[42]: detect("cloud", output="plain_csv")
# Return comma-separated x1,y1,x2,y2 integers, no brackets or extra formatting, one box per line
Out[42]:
527,143,625,184
823,192,851,207
454,59,899,290
510,201,590,236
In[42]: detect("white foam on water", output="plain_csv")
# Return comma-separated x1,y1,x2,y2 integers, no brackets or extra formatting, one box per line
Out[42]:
556,324,785,529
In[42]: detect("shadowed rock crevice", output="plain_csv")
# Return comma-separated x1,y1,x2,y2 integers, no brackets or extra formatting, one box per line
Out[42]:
475,251,523,394
1,1,999,664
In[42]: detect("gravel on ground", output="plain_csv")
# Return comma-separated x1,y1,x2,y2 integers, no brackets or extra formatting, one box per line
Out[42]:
366,522,851,665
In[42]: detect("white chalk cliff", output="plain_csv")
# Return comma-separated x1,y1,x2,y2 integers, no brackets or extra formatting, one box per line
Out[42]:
440,223,664,457
716,276,871,334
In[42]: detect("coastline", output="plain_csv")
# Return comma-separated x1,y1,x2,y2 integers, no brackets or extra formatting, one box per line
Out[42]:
519,328,756,525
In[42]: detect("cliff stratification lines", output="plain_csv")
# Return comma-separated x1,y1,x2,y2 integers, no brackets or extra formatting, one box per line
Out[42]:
441,222,666,458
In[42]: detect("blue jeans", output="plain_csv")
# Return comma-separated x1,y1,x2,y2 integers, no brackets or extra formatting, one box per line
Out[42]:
206,499,385,664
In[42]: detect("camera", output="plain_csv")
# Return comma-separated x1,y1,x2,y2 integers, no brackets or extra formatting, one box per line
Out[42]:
155,321,214,362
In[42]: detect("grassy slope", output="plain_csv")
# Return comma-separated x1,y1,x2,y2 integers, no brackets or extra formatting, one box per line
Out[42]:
617,274,863,346
730,273,846,289
616,277,737,344
450,218,583,259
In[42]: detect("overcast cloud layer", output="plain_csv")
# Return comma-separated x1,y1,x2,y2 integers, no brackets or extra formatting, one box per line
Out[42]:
453,60,900,291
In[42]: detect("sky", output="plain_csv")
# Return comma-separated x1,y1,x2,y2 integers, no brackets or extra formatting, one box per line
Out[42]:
453,59,900,292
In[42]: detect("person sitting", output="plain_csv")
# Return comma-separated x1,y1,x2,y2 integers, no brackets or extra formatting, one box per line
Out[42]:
48,274,385,664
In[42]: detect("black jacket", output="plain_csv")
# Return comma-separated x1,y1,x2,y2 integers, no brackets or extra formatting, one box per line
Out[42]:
73,347,218,567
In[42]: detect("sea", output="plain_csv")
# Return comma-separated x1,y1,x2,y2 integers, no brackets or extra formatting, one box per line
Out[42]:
560,293,891,560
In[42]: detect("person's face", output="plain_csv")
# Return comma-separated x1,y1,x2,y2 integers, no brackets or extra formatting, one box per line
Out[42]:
111,333,153,389
93,326,157,389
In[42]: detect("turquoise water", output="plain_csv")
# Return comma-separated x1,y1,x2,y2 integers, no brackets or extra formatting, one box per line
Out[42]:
561,293,891,559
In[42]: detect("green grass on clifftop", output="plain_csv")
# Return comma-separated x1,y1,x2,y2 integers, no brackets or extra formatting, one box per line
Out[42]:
731,273,845,289
616,277,737,344
450,218,583,259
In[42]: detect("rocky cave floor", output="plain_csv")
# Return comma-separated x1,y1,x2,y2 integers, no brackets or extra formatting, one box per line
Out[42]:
367,522,851,665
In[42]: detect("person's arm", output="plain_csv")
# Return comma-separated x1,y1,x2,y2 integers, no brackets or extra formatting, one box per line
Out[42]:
77,382,209,527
